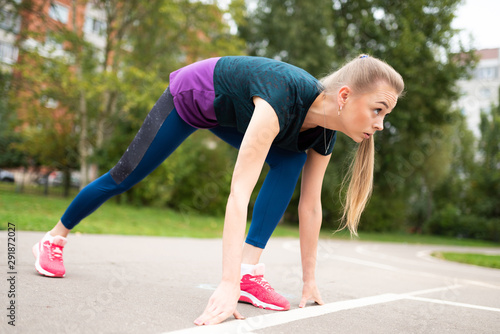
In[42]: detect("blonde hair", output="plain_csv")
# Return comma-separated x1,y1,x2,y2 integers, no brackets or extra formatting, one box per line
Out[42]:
320,54,404,235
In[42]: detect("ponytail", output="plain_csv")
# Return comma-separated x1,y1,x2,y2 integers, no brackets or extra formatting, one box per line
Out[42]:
339,136,374,235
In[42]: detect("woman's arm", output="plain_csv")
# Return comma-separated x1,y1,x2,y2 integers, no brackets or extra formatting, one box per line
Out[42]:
298,149,331,307
195,97,280,326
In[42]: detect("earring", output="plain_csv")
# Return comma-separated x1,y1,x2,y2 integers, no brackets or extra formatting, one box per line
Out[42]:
338,106,342,116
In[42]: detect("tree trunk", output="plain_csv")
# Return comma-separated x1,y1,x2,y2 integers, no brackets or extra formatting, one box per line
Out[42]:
70,0,90,189
63,168,71,198
78,88,89,189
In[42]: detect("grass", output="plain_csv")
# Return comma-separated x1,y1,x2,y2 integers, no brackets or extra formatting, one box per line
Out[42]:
1,188,499,248
0,189,299,238
432,252,500,269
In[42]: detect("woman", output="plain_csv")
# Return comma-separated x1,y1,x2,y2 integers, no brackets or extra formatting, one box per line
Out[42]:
32,54,404,326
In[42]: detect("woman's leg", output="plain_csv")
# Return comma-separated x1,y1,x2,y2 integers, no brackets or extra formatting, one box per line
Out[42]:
34,88,196,277
61,89,196,229
210,126,307,253
246,147,307,249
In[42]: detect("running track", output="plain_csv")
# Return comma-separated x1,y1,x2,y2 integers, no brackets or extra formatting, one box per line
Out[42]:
1,232,499,333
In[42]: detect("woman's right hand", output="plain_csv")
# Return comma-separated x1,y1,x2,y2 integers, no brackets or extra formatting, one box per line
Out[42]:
194,280,244,326
299,279,325,308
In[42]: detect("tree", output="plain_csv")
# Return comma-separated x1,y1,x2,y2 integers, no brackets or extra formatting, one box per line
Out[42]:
11,0,245,200
74,0,246,189
0,1,27,168
0,71,27,168
470,90,500,219
93,0,246,211
426,91,500,242
11,42,82,196
240,0,334,77
241,0,476,232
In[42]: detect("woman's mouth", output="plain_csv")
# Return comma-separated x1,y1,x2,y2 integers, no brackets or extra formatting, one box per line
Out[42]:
364,133,372,139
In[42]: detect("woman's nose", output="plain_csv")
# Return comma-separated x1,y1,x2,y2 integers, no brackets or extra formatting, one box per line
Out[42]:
374,120,384,131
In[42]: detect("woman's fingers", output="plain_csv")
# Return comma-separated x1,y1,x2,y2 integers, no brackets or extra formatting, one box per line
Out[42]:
299,296,308,308
299,294,324,308
315,295,325,305
233,309,245,320
194,281,242,326
194,308,244,326
299,281,324,308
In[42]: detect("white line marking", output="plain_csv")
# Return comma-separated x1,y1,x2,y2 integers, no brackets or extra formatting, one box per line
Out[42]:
163,293,404,334
326,254,399,271
404,284,463,296
416,250,442,263
356,245,425,266
406,296,500,313
162,285,500,333
462,279,500,290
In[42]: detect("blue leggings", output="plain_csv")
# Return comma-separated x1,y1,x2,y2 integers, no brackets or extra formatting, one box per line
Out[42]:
61,88,306,249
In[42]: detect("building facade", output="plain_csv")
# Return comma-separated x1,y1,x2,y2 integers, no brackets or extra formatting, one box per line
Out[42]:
456,48,500,137
0,1,107,71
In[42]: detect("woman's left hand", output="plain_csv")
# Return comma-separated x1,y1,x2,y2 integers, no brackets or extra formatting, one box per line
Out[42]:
299,280,325,308
194,280,245,326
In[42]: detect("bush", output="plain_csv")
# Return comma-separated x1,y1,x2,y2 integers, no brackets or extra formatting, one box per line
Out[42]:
424,205,500,242
358,195,407,232
423,203,460,236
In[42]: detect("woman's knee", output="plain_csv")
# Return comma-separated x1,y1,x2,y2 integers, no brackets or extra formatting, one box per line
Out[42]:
93,172,132,197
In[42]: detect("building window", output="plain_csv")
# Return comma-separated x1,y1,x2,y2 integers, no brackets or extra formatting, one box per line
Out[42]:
0,10,21,33
475,67,499,80
49,2,69,24
84,16,106,36
0,41,18,64
479,88,492,99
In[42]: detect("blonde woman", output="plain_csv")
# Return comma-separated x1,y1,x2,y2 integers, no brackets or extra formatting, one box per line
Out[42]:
32,55,404,326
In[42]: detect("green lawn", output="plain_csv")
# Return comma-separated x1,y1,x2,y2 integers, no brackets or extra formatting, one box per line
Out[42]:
1,189,499,248
432,252,500,269
0,190,299,238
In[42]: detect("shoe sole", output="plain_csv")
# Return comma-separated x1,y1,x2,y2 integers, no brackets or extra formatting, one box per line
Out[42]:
32,243,65,278
239,291,289,311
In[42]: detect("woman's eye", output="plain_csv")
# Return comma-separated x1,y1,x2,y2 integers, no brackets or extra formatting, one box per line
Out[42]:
374,109,382,115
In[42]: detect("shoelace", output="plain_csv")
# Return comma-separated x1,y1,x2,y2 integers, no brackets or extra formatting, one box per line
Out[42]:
251,275,274,291
45,242,64,262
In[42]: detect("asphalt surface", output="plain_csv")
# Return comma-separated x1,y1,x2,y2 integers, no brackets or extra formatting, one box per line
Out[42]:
1,231,499,334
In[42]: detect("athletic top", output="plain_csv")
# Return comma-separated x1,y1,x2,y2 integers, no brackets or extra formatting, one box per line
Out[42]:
169,56,336,155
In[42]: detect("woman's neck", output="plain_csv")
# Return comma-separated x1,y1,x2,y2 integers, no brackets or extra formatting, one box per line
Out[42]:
302,93,345,133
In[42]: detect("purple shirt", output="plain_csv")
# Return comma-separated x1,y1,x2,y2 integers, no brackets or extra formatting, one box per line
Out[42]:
169,57,221,129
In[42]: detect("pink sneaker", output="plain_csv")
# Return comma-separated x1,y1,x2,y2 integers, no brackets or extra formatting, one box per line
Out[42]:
239,264,290,311
32,232,67,277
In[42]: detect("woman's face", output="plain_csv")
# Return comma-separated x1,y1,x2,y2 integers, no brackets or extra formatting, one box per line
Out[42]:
340,82,399,143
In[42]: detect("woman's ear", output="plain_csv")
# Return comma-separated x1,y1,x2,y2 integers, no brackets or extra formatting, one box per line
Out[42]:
338,86,351,106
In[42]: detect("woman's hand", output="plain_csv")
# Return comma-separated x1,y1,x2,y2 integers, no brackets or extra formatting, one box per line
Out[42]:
299,280,325,308
194,280,244,326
